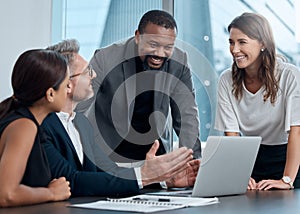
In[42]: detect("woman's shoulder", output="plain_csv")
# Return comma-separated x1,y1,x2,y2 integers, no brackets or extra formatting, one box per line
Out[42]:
0,108,32,130
276,59,300,80
2,109,36,129
276,57,299,72
218,68,232,82
0,115,37,144
7,117,37,133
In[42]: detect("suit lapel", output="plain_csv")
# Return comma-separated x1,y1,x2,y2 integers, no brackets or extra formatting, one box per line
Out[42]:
153,60,171,111
123,58,136,118
52,113,83,169
52,114,78,154
73,114,99,171
121,38,138,132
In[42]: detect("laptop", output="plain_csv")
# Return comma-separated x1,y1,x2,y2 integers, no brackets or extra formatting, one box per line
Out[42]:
150,136,261,197
192,136,261,197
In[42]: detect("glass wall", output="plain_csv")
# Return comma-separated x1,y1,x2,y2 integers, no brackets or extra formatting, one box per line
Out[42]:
52,0,300,141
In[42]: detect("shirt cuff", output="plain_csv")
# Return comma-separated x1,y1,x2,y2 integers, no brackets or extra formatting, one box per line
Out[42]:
134,167,167,189
160,181,168,189
134,167,143,189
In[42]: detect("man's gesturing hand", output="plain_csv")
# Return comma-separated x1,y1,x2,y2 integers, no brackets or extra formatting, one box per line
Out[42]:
166,159,200,188
141,140,194,186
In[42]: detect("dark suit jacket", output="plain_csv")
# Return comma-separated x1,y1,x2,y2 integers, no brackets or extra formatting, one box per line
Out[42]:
41,112,139,197
77,37,202,159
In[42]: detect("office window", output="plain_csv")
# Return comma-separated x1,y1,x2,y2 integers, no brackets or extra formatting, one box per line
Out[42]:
52,0,300,141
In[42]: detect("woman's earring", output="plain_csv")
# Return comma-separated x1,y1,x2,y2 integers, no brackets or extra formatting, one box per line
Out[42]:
261,48,264,52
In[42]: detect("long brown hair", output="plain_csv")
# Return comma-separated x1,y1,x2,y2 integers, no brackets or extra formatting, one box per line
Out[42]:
228,12,278,104
0,49,68,119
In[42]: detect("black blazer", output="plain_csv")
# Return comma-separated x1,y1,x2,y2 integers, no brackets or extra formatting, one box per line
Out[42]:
41,112,139,197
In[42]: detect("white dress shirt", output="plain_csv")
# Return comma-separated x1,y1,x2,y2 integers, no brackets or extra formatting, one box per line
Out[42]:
56,112,84,164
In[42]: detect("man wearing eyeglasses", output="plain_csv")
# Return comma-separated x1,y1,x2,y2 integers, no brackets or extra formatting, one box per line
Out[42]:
41,39,199,196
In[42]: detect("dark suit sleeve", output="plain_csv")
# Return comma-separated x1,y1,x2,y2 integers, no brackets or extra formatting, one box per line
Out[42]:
41,114,139,197
74,113,141,181
43,140,139,197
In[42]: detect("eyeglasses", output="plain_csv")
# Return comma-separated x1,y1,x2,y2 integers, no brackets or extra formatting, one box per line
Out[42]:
69,64,93,79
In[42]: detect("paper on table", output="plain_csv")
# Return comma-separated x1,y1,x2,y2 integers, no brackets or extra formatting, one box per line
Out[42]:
68,194,219,213
123,194,219,206
69,198,185,213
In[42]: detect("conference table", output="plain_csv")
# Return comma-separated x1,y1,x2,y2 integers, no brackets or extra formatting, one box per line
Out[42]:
0,189,299,214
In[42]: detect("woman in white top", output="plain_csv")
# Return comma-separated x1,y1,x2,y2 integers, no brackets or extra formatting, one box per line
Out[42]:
215,12,300,190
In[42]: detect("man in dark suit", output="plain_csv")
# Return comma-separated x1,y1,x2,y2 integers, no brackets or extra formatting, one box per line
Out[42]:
77,10,202,163
42,39,199,197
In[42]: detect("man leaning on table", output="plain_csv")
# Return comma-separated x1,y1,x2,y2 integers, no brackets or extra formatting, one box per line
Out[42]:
76,9,202,163
41,39,200,196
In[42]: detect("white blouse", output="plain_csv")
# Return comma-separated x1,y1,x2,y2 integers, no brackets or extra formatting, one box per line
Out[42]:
215,60,300,145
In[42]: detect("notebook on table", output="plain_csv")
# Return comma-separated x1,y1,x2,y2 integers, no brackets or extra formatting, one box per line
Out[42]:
69,193,219,212
150,136,261,197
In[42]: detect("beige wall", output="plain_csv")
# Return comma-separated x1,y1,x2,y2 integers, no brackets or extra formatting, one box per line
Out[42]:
0,0,52,100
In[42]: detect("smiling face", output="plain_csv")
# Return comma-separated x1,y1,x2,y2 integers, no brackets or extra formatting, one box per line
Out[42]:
229,27,264,72
69,53,96,102
135,23,176,70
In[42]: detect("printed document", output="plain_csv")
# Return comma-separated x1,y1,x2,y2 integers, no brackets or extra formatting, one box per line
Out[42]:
69,194,219,213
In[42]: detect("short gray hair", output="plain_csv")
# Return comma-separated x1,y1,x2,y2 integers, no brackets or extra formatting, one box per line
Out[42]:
46,39,80,65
